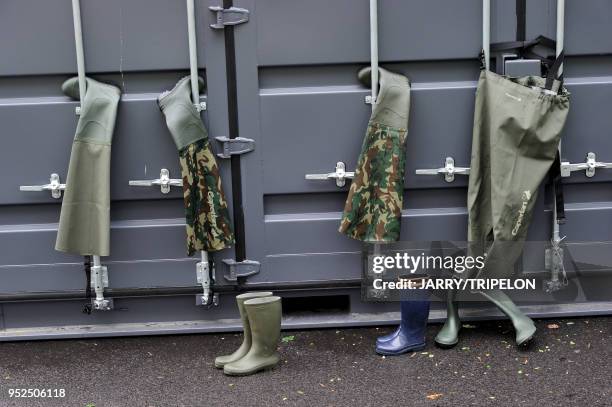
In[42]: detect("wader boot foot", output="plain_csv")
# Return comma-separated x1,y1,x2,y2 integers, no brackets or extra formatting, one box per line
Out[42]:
223,296,282,376
479,289,536,346
435,290,460,348
375,298,429,356
214,292,273,369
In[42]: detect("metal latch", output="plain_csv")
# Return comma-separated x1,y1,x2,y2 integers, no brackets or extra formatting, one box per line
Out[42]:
195,101,207,112
20,173,66,199
222,259,260,282
415,157,470,183
215,137,255,159
561,152,612,178
544,237,568,293
129,169,182,194
195,258,218,306
305,161,355,187
209,6,249,29
91,265,113,311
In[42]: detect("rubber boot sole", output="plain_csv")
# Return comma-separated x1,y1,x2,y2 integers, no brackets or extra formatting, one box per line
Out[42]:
375,342,426,356
223,363,278,376
434,339,459,349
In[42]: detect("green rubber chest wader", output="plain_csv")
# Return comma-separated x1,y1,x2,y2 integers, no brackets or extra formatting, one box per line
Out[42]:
55,77,121,256
339,67,411,242
468,57,570,279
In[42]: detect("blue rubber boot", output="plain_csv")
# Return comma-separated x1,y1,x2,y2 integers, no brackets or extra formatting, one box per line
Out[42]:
375,325,401,347
375,297,430,355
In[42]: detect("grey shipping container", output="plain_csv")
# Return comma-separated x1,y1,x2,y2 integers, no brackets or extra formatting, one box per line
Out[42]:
1,0,611,341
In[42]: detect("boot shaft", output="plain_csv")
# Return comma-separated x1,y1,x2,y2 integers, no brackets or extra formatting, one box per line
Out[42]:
244,296,282,356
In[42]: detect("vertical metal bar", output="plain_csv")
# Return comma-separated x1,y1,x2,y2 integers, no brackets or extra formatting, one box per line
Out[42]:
482,0,491,71
71,0,87,100
556,0,565,75
186,0,210,273
369,0,379,105
553,0,565,242
369,0,382,257
72,0,102,272
186,0,200,106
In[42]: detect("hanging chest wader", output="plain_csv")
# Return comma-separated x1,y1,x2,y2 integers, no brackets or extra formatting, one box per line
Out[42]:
467,20,570,281
55,77,121,256
158,76,234,255
339,67,411,242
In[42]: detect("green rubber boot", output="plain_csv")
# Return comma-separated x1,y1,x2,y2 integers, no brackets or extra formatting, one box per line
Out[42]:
214,292,273,369
480,289,536,346
223,296,282,376
55,77,121,256
435,288,461,348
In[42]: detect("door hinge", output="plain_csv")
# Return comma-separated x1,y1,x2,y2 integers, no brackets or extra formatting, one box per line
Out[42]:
215,136,255,159
222,259,260,282
209,6,250,29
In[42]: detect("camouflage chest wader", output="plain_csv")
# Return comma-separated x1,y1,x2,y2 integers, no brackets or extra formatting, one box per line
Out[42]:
55,77,121,256
339,67,411,242
468,55,570,280
159,76,234,256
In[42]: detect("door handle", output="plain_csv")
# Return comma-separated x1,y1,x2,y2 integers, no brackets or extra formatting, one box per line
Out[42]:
20,173,66,199
415,157,470,183
305,162,355,187
561,152,612,178
129,168,182,194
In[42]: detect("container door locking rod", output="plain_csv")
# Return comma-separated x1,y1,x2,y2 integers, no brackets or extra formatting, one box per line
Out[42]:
186,0,214,306
71,0,113,311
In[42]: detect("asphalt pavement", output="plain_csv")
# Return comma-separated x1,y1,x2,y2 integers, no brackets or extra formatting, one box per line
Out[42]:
0,316,610,407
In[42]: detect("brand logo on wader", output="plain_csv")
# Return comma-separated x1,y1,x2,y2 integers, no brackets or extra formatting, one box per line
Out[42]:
505,92,522,102
512,190,532,236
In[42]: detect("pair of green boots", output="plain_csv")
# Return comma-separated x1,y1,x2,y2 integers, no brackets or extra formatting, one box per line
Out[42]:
215,292,282,376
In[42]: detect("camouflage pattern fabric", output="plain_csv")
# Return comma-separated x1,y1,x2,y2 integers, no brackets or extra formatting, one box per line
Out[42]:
339,122,408,242
179,138,234,255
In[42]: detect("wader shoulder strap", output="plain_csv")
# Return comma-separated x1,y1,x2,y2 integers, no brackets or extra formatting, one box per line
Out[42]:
516,0,526,42
545,50,564,90
549,152,566,224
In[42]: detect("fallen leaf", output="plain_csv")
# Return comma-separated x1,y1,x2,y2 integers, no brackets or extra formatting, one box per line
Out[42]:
547,323,560,329
462,324,477,329
281,335,296,343
521,358,529,365
426,393,443,400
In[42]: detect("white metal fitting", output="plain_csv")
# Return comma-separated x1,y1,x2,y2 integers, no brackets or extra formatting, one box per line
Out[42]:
129,169,182,194
561,152,612,178
305,161,356,188
415,157,470,183
19,173,66,199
